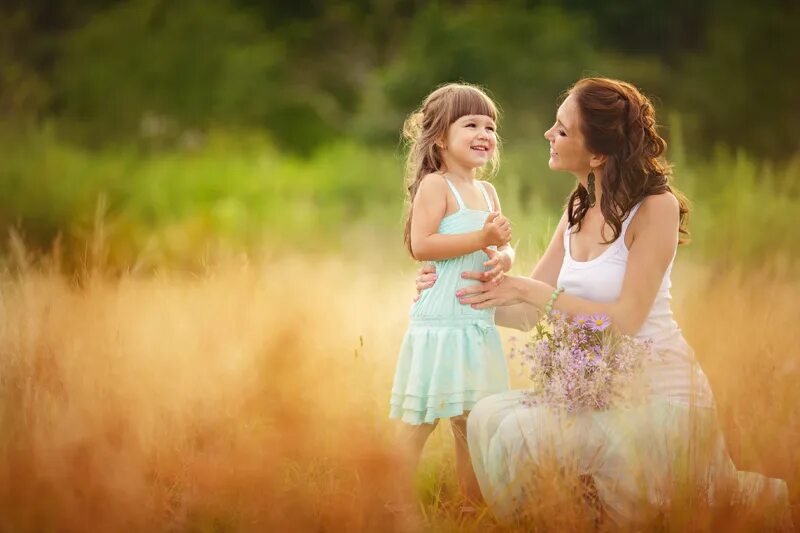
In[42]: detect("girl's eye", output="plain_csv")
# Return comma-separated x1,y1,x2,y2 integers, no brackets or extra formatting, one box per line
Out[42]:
466,123,476,128
487,127,496,132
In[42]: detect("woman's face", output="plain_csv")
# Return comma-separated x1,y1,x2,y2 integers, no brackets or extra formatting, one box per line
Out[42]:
544,94,595,176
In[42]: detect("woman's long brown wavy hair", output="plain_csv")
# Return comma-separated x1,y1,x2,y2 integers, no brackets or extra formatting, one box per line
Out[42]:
566,77,690,244
401,83,500,256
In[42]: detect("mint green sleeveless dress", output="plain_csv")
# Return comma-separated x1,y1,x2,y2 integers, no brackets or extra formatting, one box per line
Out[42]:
389,177,510,425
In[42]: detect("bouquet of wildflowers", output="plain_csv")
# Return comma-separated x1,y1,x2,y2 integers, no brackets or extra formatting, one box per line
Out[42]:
509,311,652,412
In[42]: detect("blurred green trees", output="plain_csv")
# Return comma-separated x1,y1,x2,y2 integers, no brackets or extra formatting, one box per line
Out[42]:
56,1,289,146
2,0,798,157
1,0,798,271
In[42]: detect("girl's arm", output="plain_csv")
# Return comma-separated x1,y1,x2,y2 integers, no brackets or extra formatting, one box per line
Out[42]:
461,193,679,336
410,174,510,261
479,181,515,279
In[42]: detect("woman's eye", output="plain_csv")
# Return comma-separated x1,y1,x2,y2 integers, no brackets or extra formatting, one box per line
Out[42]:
558,130,566,136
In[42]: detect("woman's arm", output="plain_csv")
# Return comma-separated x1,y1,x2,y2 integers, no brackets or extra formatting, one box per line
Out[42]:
461,194,680,336
492,212,568,330
528,211,568,287
410,174,510,261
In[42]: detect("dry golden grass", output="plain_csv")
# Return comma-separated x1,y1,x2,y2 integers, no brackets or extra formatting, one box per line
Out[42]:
0,251,797,531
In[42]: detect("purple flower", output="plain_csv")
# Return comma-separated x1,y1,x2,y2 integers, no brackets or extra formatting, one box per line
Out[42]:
517,310,648,411
572,314,591,328
588,314,611,332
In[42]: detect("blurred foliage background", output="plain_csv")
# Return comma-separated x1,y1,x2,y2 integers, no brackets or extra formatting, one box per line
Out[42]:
1,0,799,272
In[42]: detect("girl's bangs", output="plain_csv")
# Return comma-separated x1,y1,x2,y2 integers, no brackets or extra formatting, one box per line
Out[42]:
448,87,498,123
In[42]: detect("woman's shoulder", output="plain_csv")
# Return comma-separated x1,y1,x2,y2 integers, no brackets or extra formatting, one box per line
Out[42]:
629,193,681,237
638,192,679,218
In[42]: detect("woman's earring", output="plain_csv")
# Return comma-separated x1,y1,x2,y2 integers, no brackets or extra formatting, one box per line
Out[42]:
587,171,596,207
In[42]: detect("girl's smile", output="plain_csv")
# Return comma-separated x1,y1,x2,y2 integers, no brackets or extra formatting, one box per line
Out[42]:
444,114,497,169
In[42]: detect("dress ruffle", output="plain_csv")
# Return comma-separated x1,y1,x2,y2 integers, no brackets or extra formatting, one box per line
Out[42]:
389,319,509,425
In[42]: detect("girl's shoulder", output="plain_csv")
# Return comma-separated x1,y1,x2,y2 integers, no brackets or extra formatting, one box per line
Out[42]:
479,180,502,208
479,180,497,194
419,172,447,187
417,172,447,192
413,172,450,204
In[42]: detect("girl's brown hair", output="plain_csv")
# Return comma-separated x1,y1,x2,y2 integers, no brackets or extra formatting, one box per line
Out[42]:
401,83,500,256
566,77,690,243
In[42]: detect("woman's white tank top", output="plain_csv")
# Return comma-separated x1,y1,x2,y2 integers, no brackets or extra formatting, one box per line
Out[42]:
556,201,714,407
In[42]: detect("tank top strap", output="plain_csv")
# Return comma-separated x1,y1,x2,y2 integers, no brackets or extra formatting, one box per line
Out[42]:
442,175,466,210
621,200,645,237
477,181,494,211
562,201,643,257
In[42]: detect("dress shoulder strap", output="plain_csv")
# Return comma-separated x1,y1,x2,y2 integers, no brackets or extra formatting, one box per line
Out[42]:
562,219,571,252
621,200,644,237
442,175,466,210
477,181,494,211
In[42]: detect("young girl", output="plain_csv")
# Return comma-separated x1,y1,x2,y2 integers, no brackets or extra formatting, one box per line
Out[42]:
389,83,513,505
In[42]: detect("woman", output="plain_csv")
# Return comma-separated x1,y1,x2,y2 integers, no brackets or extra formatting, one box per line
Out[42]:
415,77,790,526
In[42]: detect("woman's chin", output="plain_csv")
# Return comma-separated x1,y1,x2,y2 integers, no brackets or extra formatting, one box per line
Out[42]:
547,158,559,170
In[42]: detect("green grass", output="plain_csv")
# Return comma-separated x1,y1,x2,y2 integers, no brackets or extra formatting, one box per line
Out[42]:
1,125,798,272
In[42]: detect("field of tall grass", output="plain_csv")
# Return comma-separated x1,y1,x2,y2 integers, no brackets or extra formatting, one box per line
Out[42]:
0,245,797,531
1,128,798,530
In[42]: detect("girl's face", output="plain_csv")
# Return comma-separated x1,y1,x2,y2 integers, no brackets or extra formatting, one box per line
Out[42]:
544,95,595,177
442,114,497,169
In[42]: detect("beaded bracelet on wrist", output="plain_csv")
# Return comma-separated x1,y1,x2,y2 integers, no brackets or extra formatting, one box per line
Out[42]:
544,287,565,315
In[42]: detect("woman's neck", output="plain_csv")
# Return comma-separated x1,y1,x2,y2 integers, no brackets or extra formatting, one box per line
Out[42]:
575,167,603,206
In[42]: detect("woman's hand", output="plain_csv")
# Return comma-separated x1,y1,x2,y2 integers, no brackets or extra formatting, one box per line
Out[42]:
413,263,437,302
456,274,530,309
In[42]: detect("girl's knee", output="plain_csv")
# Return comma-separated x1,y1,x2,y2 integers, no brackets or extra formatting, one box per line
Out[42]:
451,413,469,439
451,413,469,425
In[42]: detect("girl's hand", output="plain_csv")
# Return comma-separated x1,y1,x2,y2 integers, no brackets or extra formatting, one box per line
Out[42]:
456,274,527,309
413,263,437,302
482,212,512,247
479,247,511,285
